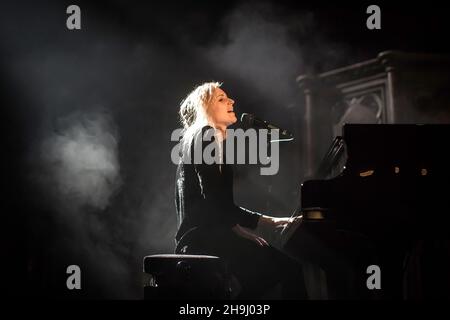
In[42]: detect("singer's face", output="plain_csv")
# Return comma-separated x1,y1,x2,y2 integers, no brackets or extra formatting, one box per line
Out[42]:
207,88,237,128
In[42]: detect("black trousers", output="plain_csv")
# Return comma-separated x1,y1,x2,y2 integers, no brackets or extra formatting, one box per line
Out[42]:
176,227,308,299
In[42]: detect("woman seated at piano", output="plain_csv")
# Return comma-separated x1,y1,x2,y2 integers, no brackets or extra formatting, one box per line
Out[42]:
174,81,306,299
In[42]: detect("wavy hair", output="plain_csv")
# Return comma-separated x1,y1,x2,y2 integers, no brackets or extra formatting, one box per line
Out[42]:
178,82,221,157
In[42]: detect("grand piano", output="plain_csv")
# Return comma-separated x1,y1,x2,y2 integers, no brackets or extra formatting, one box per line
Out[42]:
282,124,450,299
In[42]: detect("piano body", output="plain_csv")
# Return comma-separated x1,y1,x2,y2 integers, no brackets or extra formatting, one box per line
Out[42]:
283,51,450,299
283,124,450,299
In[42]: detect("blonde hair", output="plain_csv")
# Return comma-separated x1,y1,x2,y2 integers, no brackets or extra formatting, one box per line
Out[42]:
179,82,221,157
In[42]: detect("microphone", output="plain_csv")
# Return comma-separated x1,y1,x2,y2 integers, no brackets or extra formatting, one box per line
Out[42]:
240,113,294,141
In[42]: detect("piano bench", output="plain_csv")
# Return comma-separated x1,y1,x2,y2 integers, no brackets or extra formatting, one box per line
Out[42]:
143,254,231,300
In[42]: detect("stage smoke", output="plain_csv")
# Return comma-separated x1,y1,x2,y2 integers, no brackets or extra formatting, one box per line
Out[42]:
41,110,121,211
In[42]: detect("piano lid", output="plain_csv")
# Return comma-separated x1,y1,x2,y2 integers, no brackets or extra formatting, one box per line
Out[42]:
343,124,450,173
317,124,450,178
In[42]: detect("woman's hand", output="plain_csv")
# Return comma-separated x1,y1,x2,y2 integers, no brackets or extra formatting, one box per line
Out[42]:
232,225,269,247
257,215,302,232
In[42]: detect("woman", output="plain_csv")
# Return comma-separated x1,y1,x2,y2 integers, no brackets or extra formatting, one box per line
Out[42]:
175,82,306,299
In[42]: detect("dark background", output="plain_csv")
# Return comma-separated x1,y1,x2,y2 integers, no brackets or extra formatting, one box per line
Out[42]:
1,0,449,298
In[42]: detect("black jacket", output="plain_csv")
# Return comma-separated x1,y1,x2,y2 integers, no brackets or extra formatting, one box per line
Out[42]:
175,126,260,245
